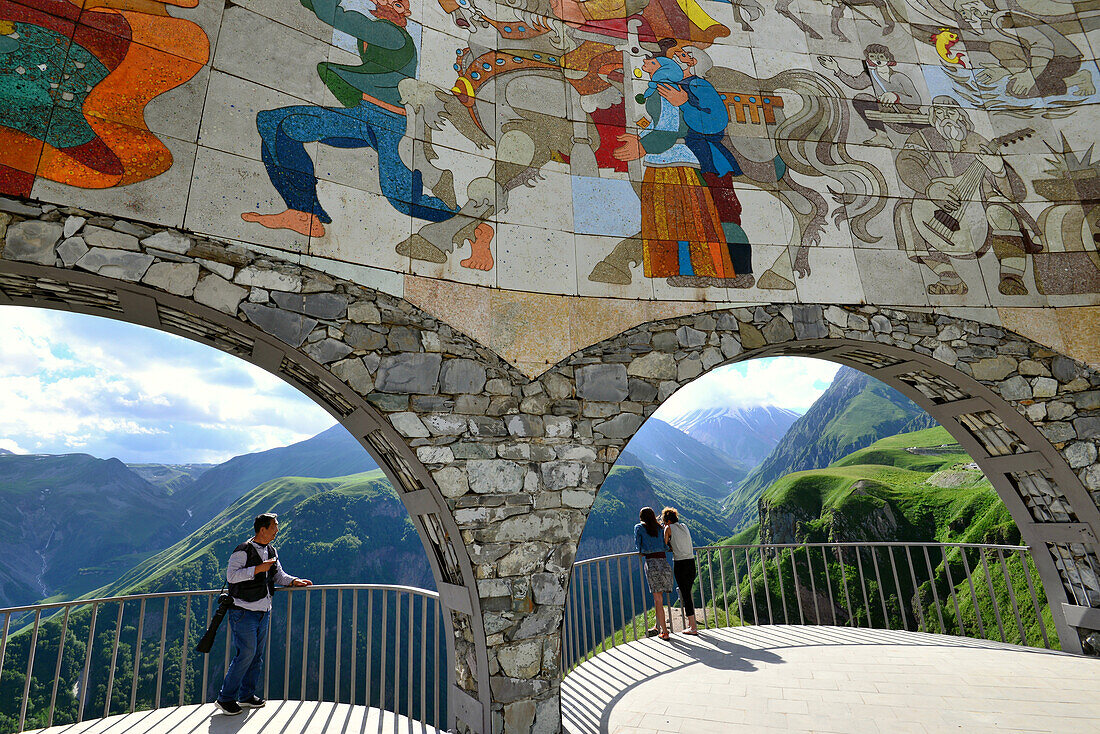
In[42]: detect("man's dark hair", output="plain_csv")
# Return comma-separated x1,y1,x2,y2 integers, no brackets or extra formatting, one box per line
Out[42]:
254,513,278,534
864,44,895,66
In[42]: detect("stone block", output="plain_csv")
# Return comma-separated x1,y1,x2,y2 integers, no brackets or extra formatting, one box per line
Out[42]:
141,230,192,254
1065,442,1098,468
1032,377,1059,399
240,302,318,347
971,355,1017,382
235,265,302,292
75,248,154,281
561,489,594,508
271,291,349,319
1052,356,1079,383
331,357,373,394
1074,416,1100,440
627,352,676,379
4,221,63,264
304,338,352,364
762,316,795,342
376,353,442,394
792,305,828,339
468,460,525,494
544,416,573,437
541,461,587,491
503,700,536,734
506,415,544,437
56,237,88,267
490,676,548,704
62,216,86,238
441,358,488,394
343,323,386,350
82,226,139,251
423,413,468,435
595,412,643,438
416,445,454,464
999,376,1031,401
142,262,200,297
348,301,381,323
193,274,247,314
676,325,706,347
531,573,566,605
497,543,549,576
576,363,628,402
496,640,542,679
433,466,469,498
738,320,766,349
387,326,421,352
677,358,702,381
1074,391,1100,411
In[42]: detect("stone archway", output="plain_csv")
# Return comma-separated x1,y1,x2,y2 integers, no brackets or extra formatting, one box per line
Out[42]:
3,204,1099,733
0,236,501,732
543,305,1100,660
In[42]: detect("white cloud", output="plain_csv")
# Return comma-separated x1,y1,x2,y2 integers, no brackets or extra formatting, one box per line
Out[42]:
653,356,841,420
0,306,335,464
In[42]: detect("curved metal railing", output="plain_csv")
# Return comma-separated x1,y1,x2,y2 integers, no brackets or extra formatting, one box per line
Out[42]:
562,541,1054,671
0,584,449,734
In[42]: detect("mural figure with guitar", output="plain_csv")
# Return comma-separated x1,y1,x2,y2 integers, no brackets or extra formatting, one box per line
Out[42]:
893,97,1040,296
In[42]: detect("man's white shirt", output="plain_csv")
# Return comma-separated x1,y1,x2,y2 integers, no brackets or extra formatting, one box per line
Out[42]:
226,540,297,612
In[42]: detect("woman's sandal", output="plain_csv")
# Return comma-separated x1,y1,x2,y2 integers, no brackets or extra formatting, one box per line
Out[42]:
682,629,700,636
659,631,670,640
646,627,659,637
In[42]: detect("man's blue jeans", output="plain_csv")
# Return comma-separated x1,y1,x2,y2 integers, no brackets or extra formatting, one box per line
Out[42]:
218,609,269,703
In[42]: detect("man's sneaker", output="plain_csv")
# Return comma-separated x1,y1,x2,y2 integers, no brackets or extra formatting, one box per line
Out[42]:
215,700,242,715
239,696,266,709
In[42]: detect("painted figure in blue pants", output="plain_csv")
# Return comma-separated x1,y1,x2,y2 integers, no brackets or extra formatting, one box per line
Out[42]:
242,0,455,238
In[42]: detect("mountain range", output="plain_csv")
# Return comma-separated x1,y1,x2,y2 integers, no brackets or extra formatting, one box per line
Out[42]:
0,427,381,607
666,405,800,469
725,366,937,530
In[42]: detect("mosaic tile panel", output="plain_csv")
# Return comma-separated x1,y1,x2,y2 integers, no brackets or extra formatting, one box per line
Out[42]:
0,0,1096,313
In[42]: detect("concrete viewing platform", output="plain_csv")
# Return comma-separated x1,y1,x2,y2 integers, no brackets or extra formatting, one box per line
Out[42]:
561,626,1100,734
24,701,441,734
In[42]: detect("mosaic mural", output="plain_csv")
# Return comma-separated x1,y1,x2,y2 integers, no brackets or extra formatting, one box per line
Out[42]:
1,0,1098,308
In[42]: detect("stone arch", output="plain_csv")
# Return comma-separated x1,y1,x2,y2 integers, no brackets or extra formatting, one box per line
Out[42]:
0,253,500,733
544,305,1100,657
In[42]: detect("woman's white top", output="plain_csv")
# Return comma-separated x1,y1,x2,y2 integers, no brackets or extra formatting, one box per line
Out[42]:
667,522,694,561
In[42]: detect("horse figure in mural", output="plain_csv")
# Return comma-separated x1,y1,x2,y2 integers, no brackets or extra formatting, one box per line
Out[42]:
398,0,888,289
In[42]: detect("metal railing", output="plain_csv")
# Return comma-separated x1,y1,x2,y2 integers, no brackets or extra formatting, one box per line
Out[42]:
562,542,1054,670
0,584,449,734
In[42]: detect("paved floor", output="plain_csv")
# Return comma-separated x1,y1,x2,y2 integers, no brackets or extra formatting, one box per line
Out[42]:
561,625,1100,734
25,701,440,734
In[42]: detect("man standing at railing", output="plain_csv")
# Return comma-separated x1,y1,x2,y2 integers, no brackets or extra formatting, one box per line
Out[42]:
215,513,312,716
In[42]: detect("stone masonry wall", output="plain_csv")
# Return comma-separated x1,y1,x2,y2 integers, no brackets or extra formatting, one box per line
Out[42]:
2,198,1099,732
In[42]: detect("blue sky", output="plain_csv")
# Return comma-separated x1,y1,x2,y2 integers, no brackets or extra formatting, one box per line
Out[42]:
0,307,840,464
0,306,336,464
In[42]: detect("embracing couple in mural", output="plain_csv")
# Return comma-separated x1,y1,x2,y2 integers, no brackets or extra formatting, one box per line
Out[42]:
611,39,754,289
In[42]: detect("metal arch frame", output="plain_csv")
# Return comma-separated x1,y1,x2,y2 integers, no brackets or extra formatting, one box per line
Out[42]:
736,337,1100,654
0,260,492,732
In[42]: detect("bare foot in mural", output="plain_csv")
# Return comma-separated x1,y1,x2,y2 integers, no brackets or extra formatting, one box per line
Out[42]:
460,223,495,271
241,209,326,238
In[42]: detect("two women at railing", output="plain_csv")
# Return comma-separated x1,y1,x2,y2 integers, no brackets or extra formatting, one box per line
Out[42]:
634,506,698,639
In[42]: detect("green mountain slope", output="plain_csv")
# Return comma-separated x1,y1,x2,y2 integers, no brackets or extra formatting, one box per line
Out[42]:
0,453,182,607
95,470,431,598
705,427,1053,648
726,366,936,530
171,425,379,536
619,417,750,500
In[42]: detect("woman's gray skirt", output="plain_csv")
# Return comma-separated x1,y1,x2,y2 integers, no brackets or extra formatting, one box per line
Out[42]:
644,556,674,594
